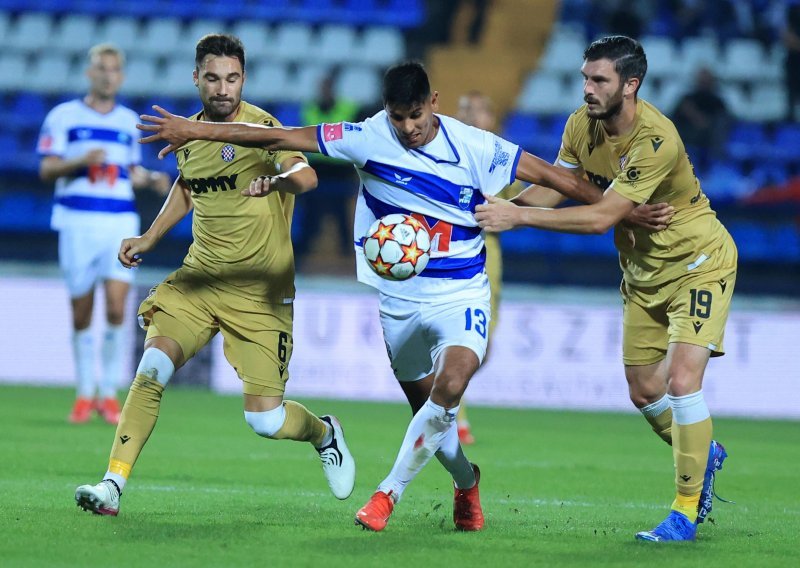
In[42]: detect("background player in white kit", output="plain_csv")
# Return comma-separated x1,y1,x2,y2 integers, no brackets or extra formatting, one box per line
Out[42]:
38,43,170,424
137,61,607,531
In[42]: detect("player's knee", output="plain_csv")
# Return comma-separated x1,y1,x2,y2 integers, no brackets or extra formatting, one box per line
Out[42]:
106,308,125,325
628,385,658,408
244,404,287,438
432,374,468,407
135,347,176,386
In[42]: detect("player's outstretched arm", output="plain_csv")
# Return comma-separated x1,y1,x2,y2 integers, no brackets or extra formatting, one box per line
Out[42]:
118,178,192,268
514,152,603,205
475,189,636,234
137,106,320,159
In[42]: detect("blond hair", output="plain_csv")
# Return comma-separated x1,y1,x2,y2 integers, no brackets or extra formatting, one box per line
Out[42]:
88,43,125,66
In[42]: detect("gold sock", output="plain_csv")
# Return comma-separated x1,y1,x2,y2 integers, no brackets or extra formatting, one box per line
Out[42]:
643,406,673,445
671,492,702,520
107,374,165,479
671,416,712,521
272,400,327,446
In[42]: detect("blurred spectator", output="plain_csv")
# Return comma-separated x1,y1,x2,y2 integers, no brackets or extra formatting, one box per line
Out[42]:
296,70,360,265
671,67,731,164
783,0,800,122
598,0,656,39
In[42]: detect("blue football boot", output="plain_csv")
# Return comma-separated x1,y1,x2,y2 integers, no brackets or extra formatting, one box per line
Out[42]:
697,440,731,523
635,510,697,542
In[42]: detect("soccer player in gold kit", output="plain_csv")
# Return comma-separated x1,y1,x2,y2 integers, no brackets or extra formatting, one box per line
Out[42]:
74,34,355,516
476,36,735,542
453,91,525,444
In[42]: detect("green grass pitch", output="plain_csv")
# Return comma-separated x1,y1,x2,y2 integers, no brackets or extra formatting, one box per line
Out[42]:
2,384,797,567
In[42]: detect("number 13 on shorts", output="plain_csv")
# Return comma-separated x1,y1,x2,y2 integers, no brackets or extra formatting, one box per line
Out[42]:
464,307,488,338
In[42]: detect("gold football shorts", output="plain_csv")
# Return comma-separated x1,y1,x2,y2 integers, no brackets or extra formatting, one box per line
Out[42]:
138,267,293,396
621,242,737,366
484,232,503,339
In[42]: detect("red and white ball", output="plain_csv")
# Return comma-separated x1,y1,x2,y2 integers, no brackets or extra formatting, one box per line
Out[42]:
363,214,431,281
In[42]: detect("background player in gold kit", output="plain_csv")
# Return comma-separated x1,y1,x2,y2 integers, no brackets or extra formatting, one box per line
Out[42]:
74,34,355,516
476,36,736,543
453,90,524,444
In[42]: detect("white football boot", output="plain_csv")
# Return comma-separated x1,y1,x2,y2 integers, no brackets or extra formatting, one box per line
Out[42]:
317,415,356,499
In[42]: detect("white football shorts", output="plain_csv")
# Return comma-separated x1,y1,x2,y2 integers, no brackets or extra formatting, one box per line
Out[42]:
379,290,492,382
58,214,140,297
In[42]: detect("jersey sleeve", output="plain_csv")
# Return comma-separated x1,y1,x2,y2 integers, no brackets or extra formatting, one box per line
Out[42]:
37,107,66,157
315,119,371,167
556,113,581,168
478,131,522,196
610,133,678,204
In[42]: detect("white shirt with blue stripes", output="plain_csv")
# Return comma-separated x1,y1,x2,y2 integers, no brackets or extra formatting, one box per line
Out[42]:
317,111,521,302
37,99,141,231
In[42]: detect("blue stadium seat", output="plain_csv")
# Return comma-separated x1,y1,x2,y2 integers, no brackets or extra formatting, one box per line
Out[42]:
725,122,770,162
727,221,770,261
501,112,543,155
380,0,425,28
292,0,339,25
2,92,48,132
770,124,800,164
271,102,302,127
341,0,386,26
701,160,752,203
0,193,52,232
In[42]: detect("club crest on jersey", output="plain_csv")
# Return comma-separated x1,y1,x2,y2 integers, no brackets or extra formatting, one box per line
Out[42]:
221,144,236,162
459,187,474,209
619,155,628,170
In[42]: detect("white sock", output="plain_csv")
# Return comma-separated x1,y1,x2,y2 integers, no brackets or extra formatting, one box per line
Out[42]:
435,420,476,489
72,329,95,399
640,394,671,418
103,471,126,493
377,398,456,501
100,324,125,399
668,390,710,425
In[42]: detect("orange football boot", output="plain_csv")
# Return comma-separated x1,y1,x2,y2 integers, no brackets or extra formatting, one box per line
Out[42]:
454,463,484,531
457,423,475,445
68,398,94,424
355,491,394,531
97,398,121,425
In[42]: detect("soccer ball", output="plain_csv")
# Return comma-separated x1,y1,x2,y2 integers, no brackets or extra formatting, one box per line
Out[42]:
363,214,431,280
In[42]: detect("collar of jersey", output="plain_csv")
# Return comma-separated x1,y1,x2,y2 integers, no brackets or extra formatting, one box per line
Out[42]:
410,116,461,165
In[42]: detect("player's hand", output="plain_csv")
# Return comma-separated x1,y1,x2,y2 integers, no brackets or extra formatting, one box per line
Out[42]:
83,148,106,166
626,202,674,232
137,105,191,159
118,235,156,269
475,194,520,232
241,175,277,198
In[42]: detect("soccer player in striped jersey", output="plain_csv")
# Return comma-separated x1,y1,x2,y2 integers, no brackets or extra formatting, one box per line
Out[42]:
138,61,609,532
38,44,171,425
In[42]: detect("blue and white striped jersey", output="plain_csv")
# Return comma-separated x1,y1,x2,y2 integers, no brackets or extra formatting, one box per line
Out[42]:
37,99,141,230
317,111,521,301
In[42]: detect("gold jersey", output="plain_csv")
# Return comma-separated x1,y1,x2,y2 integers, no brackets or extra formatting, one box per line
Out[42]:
558,99,734,287
176,101,307,303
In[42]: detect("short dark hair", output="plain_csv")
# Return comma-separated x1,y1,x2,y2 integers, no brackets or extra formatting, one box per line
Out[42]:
584,35,647,93
382,61,431,107
195,34,246,71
